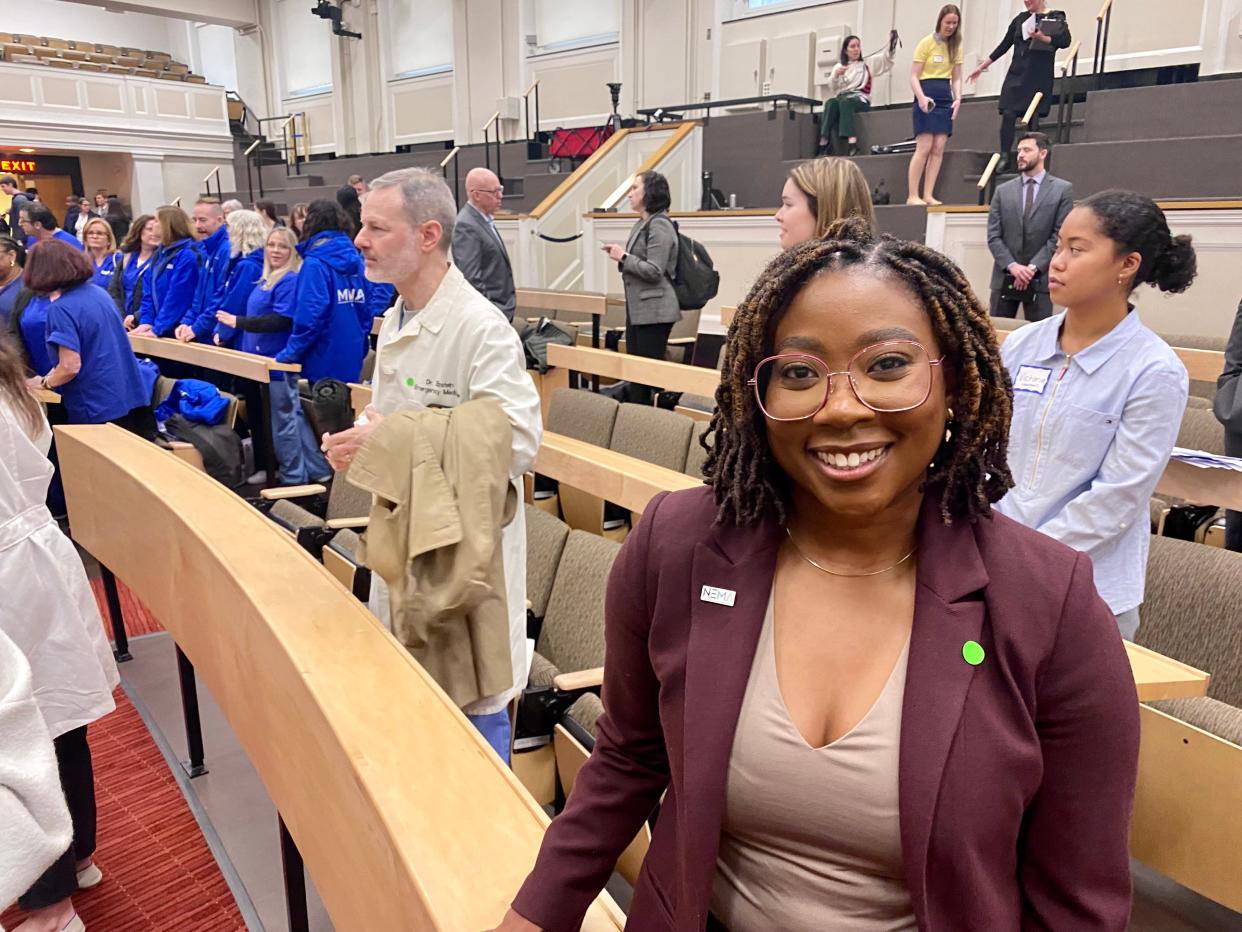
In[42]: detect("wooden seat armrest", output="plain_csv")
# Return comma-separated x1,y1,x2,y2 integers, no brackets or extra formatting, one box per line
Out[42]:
553,667,604,692
667,337,696,345
260,483,328,500
324,516,369,530
166,440,194,449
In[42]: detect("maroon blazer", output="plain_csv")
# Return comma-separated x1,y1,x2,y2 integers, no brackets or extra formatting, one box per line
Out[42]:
513,486,1140,931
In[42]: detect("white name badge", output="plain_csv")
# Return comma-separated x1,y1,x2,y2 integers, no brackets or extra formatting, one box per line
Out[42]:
700,585,736,607
932,54,945,63
1013,365,1053,394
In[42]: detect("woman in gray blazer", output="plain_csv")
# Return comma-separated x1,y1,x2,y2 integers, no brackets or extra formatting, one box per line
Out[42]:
603,170,680,404
1216,298,1242,551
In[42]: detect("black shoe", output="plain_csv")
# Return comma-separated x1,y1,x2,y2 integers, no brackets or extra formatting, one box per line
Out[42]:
847,143,860,157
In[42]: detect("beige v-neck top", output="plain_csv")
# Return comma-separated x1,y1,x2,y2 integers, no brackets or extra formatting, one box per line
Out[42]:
710,595,916,931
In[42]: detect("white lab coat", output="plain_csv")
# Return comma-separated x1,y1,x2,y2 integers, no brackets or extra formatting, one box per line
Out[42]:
0,397,119,741
0,628,73,910
367,263,542,715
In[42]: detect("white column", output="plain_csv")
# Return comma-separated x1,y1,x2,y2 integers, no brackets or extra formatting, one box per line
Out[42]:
130,154,167,215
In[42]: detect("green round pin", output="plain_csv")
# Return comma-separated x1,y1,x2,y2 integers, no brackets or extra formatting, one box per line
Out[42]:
962,640,985,666
405,376,415,387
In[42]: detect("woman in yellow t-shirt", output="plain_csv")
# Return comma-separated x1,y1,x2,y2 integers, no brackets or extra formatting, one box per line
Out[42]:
906,4,964,206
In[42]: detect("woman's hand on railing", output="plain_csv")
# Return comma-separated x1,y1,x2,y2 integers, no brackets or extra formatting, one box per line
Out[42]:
484,908,543,932
215,310,238,328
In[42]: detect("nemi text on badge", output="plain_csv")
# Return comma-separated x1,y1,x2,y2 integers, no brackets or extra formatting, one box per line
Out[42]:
700,585,737,607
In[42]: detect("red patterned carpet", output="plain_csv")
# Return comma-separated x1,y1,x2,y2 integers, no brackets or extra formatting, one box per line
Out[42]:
2,592,243,931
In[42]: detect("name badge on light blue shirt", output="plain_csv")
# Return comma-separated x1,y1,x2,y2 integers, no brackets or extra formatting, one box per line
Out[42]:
1013,365,1053,394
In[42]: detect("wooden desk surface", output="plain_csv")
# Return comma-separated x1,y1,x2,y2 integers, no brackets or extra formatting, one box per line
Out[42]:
1127,642,1211,702
128,334,300,382
720,305,737,328
545,344,720,396
517,288,608,315
1154,458,1242,512
34,388,61,404
55,425,621,930
536,432,700,513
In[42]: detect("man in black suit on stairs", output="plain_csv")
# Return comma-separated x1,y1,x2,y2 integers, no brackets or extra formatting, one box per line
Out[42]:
986,131,1073,322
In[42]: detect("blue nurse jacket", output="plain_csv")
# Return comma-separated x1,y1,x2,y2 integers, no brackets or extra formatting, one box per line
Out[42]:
138,238,202,337
200,249,264,345
185,225,232,340
276,231,370,383
236,273,299,358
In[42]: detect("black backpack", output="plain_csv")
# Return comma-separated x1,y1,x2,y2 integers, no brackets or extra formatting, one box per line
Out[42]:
519,318,575,373
657,216,719,311
165,414,244,489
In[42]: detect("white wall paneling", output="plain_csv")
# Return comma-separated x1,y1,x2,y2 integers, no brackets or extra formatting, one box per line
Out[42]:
388,74,455,146
272,0,334,97
384,0,454,78
0,62,232,160
527,46,623,131
926,208,1242,340
281,93,337,156
582,212,782,331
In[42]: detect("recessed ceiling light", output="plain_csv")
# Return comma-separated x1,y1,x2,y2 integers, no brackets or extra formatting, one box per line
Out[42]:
18,148,36,153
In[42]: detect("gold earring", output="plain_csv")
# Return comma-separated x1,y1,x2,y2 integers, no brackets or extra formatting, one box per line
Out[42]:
945,407,955,443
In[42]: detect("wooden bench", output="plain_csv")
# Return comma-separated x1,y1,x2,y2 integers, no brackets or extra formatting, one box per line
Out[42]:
991,328,1225,384
544,345,1242,513
55,424,622,930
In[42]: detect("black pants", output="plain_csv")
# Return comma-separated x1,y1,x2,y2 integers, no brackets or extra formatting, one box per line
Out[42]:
19,726,97,910
624,321,675,405
990,288,1053,322
1000,111,1040,159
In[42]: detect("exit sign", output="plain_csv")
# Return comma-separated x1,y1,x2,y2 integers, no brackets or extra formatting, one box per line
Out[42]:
0,159,36,173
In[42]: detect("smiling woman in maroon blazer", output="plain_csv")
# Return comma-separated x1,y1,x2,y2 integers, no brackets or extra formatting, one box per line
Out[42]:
495,220,1139,931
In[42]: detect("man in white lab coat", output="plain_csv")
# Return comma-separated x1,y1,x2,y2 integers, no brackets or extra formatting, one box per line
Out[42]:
321,167,542,763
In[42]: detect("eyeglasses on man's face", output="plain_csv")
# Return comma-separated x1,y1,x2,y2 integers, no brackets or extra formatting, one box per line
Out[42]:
748,340,945,420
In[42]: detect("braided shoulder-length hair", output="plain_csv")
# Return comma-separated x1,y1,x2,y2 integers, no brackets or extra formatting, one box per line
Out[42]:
703,218,1012,527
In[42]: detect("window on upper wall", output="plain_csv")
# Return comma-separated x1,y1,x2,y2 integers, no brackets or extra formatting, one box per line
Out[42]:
386,0,453,79
274,0,333,98
528,0,620,56
726,0,837,22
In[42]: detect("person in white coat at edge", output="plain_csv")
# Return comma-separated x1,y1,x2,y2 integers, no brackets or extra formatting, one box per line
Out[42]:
320,167,542,764
0,333,118,932
0,628,73,926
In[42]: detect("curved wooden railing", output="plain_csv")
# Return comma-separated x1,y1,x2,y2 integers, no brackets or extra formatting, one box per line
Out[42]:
599,121,700,211
55,424,623,931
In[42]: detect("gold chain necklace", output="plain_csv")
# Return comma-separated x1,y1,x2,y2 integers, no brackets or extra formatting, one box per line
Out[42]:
785,527,916,578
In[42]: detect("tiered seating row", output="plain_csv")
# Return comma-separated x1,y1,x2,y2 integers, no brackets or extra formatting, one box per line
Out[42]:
0,32,206,82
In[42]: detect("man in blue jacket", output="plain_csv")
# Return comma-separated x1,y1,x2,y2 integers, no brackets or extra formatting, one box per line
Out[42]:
273,198,371,481
177,198,230,343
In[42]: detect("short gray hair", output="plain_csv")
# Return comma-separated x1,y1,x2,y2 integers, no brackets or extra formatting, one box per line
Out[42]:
368,167,456,252
221,198,243,214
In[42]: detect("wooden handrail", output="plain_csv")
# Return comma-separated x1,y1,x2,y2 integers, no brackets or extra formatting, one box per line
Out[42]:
439,146,461,170
482,110,500,134
1019,91,1043,127
128,334,300,382
201,165,220,186
1097,0,1113,22
527,127,634,219
54,424,624,930
720,305,738,328
523,78,540,97
930,199,1242,214
1059,39,1082,76
35,388,60,404
600,122,699,211
977,152,1002,190
244,138,263,156
171,196,181,207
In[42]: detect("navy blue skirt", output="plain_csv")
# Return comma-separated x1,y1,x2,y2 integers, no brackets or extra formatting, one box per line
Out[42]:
912,78,954,137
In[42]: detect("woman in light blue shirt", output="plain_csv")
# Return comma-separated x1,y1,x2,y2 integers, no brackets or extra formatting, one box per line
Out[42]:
996,190,1195,640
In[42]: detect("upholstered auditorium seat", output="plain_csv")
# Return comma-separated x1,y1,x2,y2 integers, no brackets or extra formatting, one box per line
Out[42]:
683,422,711,480
539,388,620,526
262,474,372,557
525,505,570,632
526,530,618,691
1141,537,1242,743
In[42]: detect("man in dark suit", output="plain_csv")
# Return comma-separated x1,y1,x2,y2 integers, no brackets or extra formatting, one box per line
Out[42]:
451,167,515,321
986,131,1073,322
